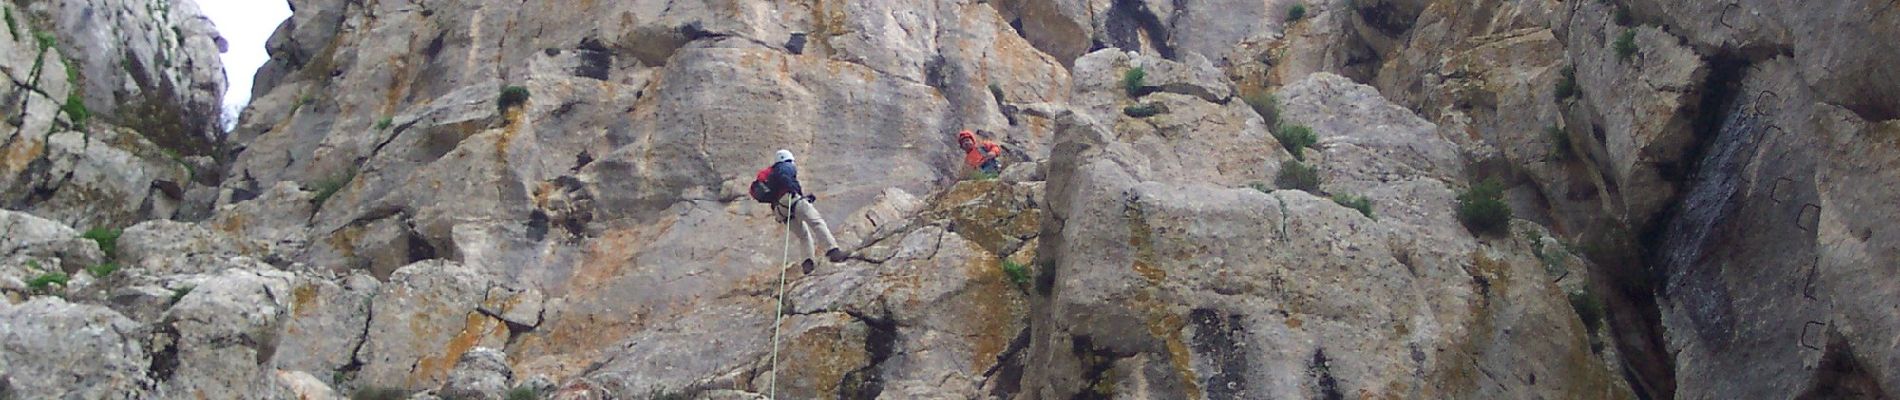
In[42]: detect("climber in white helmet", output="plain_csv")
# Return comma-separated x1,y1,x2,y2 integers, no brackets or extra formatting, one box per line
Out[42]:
748,149,849,273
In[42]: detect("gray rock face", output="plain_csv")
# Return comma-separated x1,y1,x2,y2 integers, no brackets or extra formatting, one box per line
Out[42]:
0,209,105,273
119,220,268,276
356,260,505,390
0,297,152,399
1021,72,1627,399
439,347,513,400
21,0,227,149
154,267,297,398
274,273,379,379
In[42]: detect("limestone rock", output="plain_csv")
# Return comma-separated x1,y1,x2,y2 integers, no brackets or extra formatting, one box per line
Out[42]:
119,219,268,276
0,297,152,399
154,266,297,398
1277,72,1466,185
22,0,228,148
356,260,505,390
0,209,105,274
275,273,379,378
439,347,513,400
275,369,346,400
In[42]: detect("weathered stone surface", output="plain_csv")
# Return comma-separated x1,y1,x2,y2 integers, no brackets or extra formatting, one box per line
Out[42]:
0,297,152,399
155,266,297,398
275,273,379,378
0,209,105,274
439,347,513,400
356,260,505,390
1278,73,1465,185
275,369,345,400
22,0,227,148
119,219,267,276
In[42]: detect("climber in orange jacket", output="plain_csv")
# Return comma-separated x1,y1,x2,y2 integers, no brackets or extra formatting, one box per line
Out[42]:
958,130,1004,176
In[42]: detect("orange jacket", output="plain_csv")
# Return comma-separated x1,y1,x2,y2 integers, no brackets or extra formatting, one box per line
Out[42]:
959,131,1002,170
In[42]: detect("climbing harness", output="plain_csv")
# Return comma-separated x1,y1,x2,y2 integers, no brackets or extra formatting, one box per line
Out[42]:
768,208,794,399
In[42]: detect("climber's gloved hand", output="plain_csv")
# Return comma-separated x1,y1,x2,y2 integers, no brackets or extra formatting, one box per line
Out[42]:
806,194,818,203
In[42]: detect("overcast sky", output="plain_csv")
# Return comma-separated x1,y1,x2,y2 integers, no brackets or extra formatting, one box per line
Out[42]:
198,0,291,120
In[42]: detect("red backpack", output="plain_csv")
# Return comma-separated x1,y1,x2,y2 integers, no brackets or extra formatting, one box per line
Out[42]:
748,167,776,203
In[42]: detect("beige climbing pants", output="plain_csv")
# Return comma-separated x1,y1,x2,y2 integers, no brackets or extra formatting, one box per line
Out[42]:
776,193,840,261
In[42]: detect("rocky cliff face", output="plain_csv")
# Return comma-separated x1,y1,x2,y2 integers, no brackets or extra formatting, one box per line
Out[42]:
0,0,1895,399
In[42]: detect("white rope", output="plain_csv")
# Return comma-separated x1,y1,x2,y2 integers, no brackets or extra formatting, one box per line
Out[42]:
768,200,794,399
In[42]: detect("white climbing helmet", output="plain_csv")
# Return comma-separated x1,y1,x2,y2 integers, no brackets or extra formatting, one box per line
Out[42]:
775,149,795,163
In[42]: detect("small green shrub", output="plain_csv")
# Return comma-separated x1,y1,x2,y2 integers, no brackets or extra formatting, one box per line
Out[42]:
4,8,16,39
506,385,543,400
300,93,317,106
1568,291,1605,333
1331,193,1373,219
87,262,119,278
1121,67,1146,97
24,259,41,271
988,83,1006,104
1001,260,1031,287
1286,4,1308,22
62,93,90,125
170,286,194,303
1613,5,1633,26
80,227,121,259
309,169,357,207
34,31,55,51
1457,179,1513,235
499,85,531,110
1123,103,1163,118
1614,30,1638,60
1249,182,1273,194
968,170,999,181
1245,92,1280,126
26,271,69,292
375,117,393,130
1553,66,1578,100
1547,125,1573,160
1274,124,1318,160
350,387,410,400
1276,160,1321,193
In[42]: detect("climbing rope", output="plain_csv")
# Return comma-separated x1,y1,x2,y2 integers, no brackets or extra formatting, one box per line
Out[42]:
768,203,794,399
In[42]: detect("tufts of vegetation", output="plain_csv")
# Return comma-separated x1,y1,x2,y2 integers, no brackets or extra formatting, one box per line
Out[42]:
499,85,531,111
81,227,121,260
350,387,410,400
1275,160,1321,193
170,286,194,303
1286,4,1308,22
1553,66,1578,100
1613,4,1633,26
4,8,15,40
968,170,999,181
1274,123,1318,160
1547,125,1573,160
1121,67,1146,97
1568,290,1606,334
1123,103,1163,118
34,31,55,52
27,271,69,293
1331,193,1373,219
1456,179,1513,235
299,93,317,106
62,93,90,125
1614,30,1638,61
309,168,357,207
1249,182,1273,194
87,262,119,279
375,117,393,130
1001,260,1032,287
988,83,1006,104
506,385,543,400
1245,92,1280,126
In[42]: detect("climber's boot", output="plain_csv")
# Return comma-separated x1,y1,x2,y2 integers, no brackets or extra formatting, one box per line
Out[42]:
826,248,849,263
801,259,816,274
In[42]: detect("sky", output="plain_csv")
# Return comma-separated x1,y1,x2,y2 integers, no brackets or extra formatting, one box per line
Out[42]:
196,0,292,125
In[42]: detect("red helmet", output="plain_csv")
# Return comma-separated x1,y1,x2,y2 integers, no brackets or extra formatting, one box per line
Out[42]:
957,130,975,142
